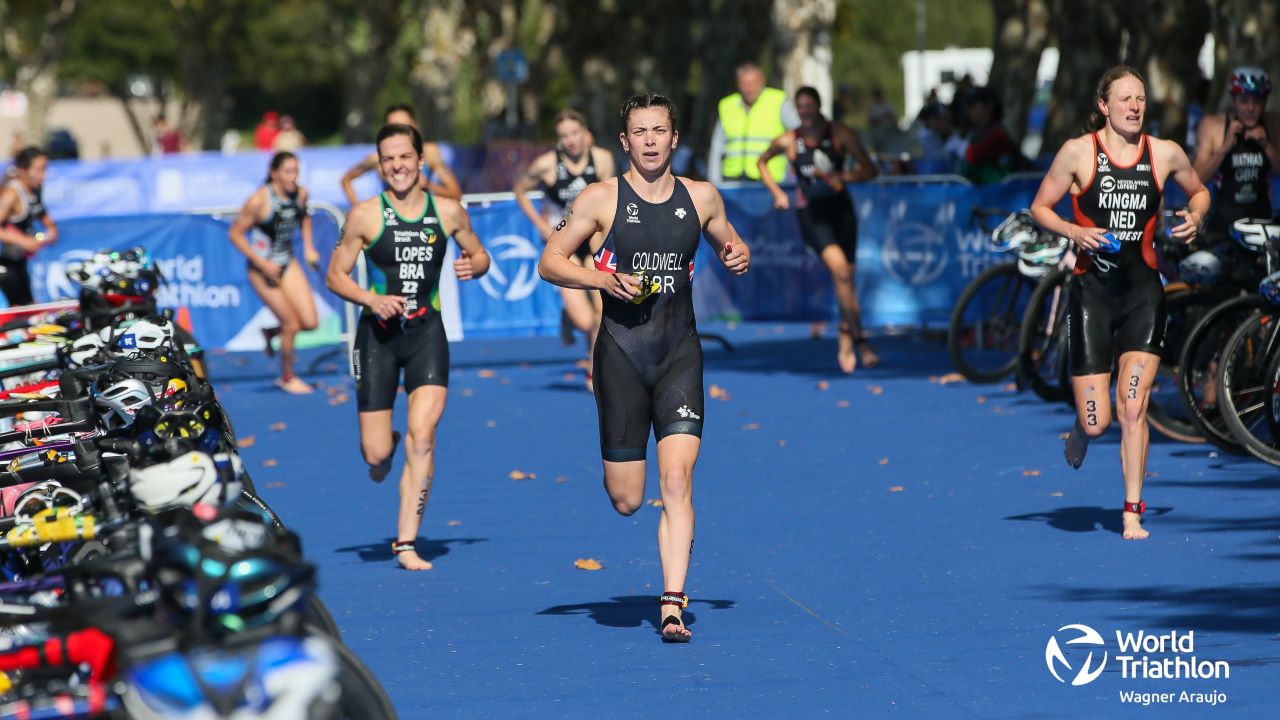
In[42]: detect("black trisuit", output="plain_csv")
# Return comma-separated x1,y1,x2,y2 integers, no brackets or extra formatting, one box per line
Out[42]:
792,123,858,260
1068,133,1166,375
544,149,599,260
253,185,303,273
352,191,450,412
1205,121,1273,241
591,177,703,462
1,179,44,305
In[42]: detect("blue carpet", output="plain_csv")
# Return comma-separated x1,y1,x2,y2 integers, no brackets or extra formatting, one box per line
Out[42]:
208,323,1278,719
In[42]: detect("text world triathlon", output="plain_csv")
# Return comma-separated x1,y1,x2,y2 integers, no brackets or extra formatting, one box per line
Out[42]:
1115,631,1230,680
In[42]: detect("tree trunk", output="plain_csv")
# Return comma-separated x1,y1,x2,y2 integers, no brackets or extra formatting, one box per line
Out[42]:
772,0,836,114
1042,0,1123,150
341,1,404,143
988,0,1051,145
2,0,79,144
1127,0,1210,144
170,0,248,151
1209,0,1280,113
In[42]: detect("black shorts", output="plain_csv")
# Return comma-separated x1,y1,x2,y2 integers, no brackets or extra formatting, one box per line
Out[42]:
1068,270,1166,376
796,194,858,261
352,313,449,412
0,257,34,307
593,327,703,462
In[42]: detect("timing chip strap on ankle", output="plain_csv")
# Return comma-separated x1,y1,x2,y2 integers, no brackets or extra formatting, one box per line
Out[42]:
658,591,688,608
391,541,416,555
1122,501,1146,515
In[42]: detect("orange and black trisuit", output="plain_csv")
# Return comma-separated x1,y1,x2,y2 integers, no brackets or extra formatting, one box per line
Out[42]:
1067,133,1165,375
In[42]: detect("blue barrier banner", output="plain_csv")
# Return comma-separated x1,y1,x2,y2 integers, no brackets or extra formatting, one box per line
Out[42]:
456,198,563,339
27,212,346,351
43,145,459,218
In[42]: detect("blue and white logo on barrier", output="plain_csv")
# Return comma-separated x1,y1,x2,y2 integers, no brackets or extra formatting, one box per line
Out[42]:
1045,624,1108,686
41,248,95,300
478,234,541,301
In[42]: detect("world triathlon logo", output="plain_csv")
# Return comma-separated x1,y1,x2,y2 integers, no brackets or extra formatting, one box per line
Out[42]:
478,234,541,301
1045,624,1108,686
881,221,949,287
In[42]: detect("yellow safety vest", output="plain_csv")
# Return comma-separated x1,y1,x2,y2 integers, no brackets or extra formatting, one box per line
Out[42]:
718,87,788,181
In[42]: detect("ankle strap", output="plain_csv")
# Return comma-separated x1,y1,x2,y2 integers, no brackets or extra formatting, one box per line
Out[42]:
658,591,688,608
391,540,415,555
1123,501,1146,515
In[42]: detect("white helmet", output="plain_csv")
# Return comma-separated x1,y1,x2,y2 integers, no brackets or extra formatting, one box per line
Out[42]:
1231,218,1279,253
129,451,242,512
94,378,154,430
68,333,107,366
114,319,174,357
991,211,1039,252
1178,250,1224,286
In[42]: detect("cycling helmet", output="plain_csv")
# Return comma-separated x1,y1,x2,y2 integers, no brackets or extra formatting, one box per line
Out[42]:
150,509,312,636
1260,271,1280,307
129,450,241,512
990,211,1040,252
1015,235,1069,278
67,333,108,366
93,378,154,430
1230,67,1272,96
114,319,174,357
109,354,191,398
1178,250,1225,286
1231,217,1279,252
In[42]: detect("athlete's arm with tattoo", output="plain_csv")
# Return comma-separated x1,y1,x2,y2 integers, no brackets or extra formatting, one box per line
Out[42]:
340,153,379,208
228,191,281,282
438,198,490,280
1158,139,1209,242
0,188,41,254
757,132,793,209
422,143,462,200
692,182,750,275
325,200,406,320
514,152,555,239
299,188,319,270
1031,137,1107,251
538,182,642,302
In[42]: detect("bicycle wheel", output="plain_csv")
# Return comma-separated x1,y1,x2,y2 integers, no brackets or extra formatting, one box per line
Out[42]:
1216,311,1280,463
947,262,1037,383
1177,295,1266,451
1018,267,1072,403
1262,345,1280,464
305,594,344,643
1146,287,1215,443
334,639,397,720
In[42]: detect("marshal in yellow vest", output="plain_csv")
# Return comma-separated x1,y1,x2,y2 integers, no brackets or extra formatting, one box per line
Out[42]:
718,87,788,182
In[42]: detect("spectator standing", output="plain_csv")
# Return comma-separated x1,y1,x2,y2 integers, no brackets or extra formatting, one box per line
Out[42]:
254,111,281,151
707,62,799,183
274,115,306,152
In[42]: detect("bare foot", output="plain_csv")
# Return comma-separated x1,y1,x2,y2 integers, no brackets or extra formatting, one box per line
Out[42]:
369,431,401,483
396,550,434,571
660,608,691,643
1064,421,1090,469
275,376,314,394
837,332,857,375
1122,512,1150,540
858,343,880,369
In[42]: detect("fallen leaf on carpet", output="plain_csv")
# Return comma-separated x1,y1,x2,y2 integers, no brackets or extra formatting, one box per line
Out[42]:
262,459,278,468
817,381,830,390
328,394,349,405
269,422,287,431
574,558,603,571
742,423,760,430
237,435,256,448
889,485,904,492
509,470,536,480
477,369,496,378
709,385,731,401
461,388,474,396
1023,470,1041,476
555,476,568,483
500,377,511,385
867,385,884,395
486,420,497,428
836,400,850,408
879,458,889,465
265,482,286,488
777,439,786,447
935,373,965,385
976,396,987,404
647,499,663,507
1050,491,1064,497
1004,383,1017,391
448,520,463,526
